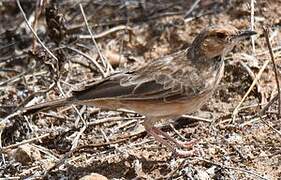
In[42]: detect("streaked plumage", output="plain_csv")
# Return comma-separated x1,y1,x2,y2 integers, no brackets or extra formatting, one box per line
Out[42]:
22,25,256,156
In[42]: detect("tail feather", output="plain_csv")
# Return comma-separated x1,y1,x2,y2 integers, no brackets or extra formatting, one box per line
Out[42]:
22,97,75,114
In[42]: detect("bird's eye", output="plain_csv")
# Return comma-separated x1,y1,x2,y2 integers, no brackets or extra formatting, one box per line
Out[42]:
216,32,227,39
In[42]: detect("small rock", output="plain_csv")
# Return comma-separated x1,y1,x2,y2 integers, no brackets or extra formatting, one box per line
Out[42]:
13,144,41,165
104,49,127,67
196,169,211,180
206,166,216,178
79,173,108,180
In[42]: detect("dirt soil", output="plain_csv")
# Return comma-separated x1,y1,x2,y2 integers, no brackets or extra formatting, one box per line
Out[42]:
0,0,281,179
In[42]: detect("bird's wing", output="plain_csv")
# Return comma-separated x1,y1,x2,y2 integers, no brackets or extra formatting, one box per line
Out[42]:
73,50,216,102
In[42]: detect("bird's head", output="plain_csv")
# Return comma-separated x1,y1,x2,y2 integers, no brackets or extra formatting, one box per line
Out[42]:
189,25,256,60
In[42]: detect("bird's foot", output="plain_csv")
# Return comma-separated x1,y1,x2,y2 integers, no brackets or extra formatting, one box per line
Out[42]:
173,148,196,157
148,127,196,149
175,139,197,149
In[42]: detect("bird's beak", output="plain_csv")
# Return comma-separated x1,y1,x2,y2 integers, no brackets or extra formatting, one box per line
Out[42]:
232,30,257,41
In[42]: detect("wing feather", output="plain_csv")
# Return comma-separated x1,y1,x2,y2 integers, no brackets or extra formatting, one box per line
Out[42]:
72,50,222,102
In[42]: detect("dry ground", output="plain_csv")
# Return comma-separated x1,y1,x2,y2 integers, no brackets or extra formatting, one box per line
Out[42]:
0,0,281,179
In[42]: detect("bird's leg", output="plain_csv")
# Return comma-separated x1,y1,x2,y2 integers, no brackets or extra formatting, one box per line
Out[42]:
150,127,196,149
146,127,195,157
143,120,195,157
145,127,174,151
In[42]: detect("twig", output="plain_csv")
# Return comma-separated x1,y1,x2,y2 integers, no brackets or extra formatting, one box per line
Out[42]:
79,3,113,77
240,60,266,105
71,125,87,151
0,133,50,152
263,27,280,116
240,116,264,127
181,114,212,123
0,122,6,164
260,94,279,115
0,110,22,127
232,59,270,122
31,0,44,51
44,150,73,175
0,71,29,86
250,0,256,54
32,144,59,160
16,0,58,62
78,25,132,39
0,177,20,179
74,104,86,127
113,119,138,132
169,124,187,141
68,11,185,30
66,46,106,77
184,0,201,18
56,81,86,126
100,129,110,143
44,125,87,175
44,116,87,175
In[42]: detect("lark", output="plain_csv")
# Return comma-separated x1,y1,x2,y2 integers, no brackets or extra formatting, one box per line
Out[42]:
23,25,256,156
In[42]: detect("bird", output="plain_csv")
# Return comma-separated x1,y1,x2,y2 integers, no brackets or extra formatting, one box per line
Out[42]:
22,25,256,156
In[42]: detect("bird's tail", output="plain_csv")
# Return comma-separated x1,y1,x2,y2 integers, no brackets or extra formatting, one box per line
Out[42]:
22,97,76,114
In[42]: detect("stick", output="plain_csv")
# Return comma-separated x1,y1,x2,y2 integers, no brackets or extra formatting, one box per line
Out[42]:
263,27,280,116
